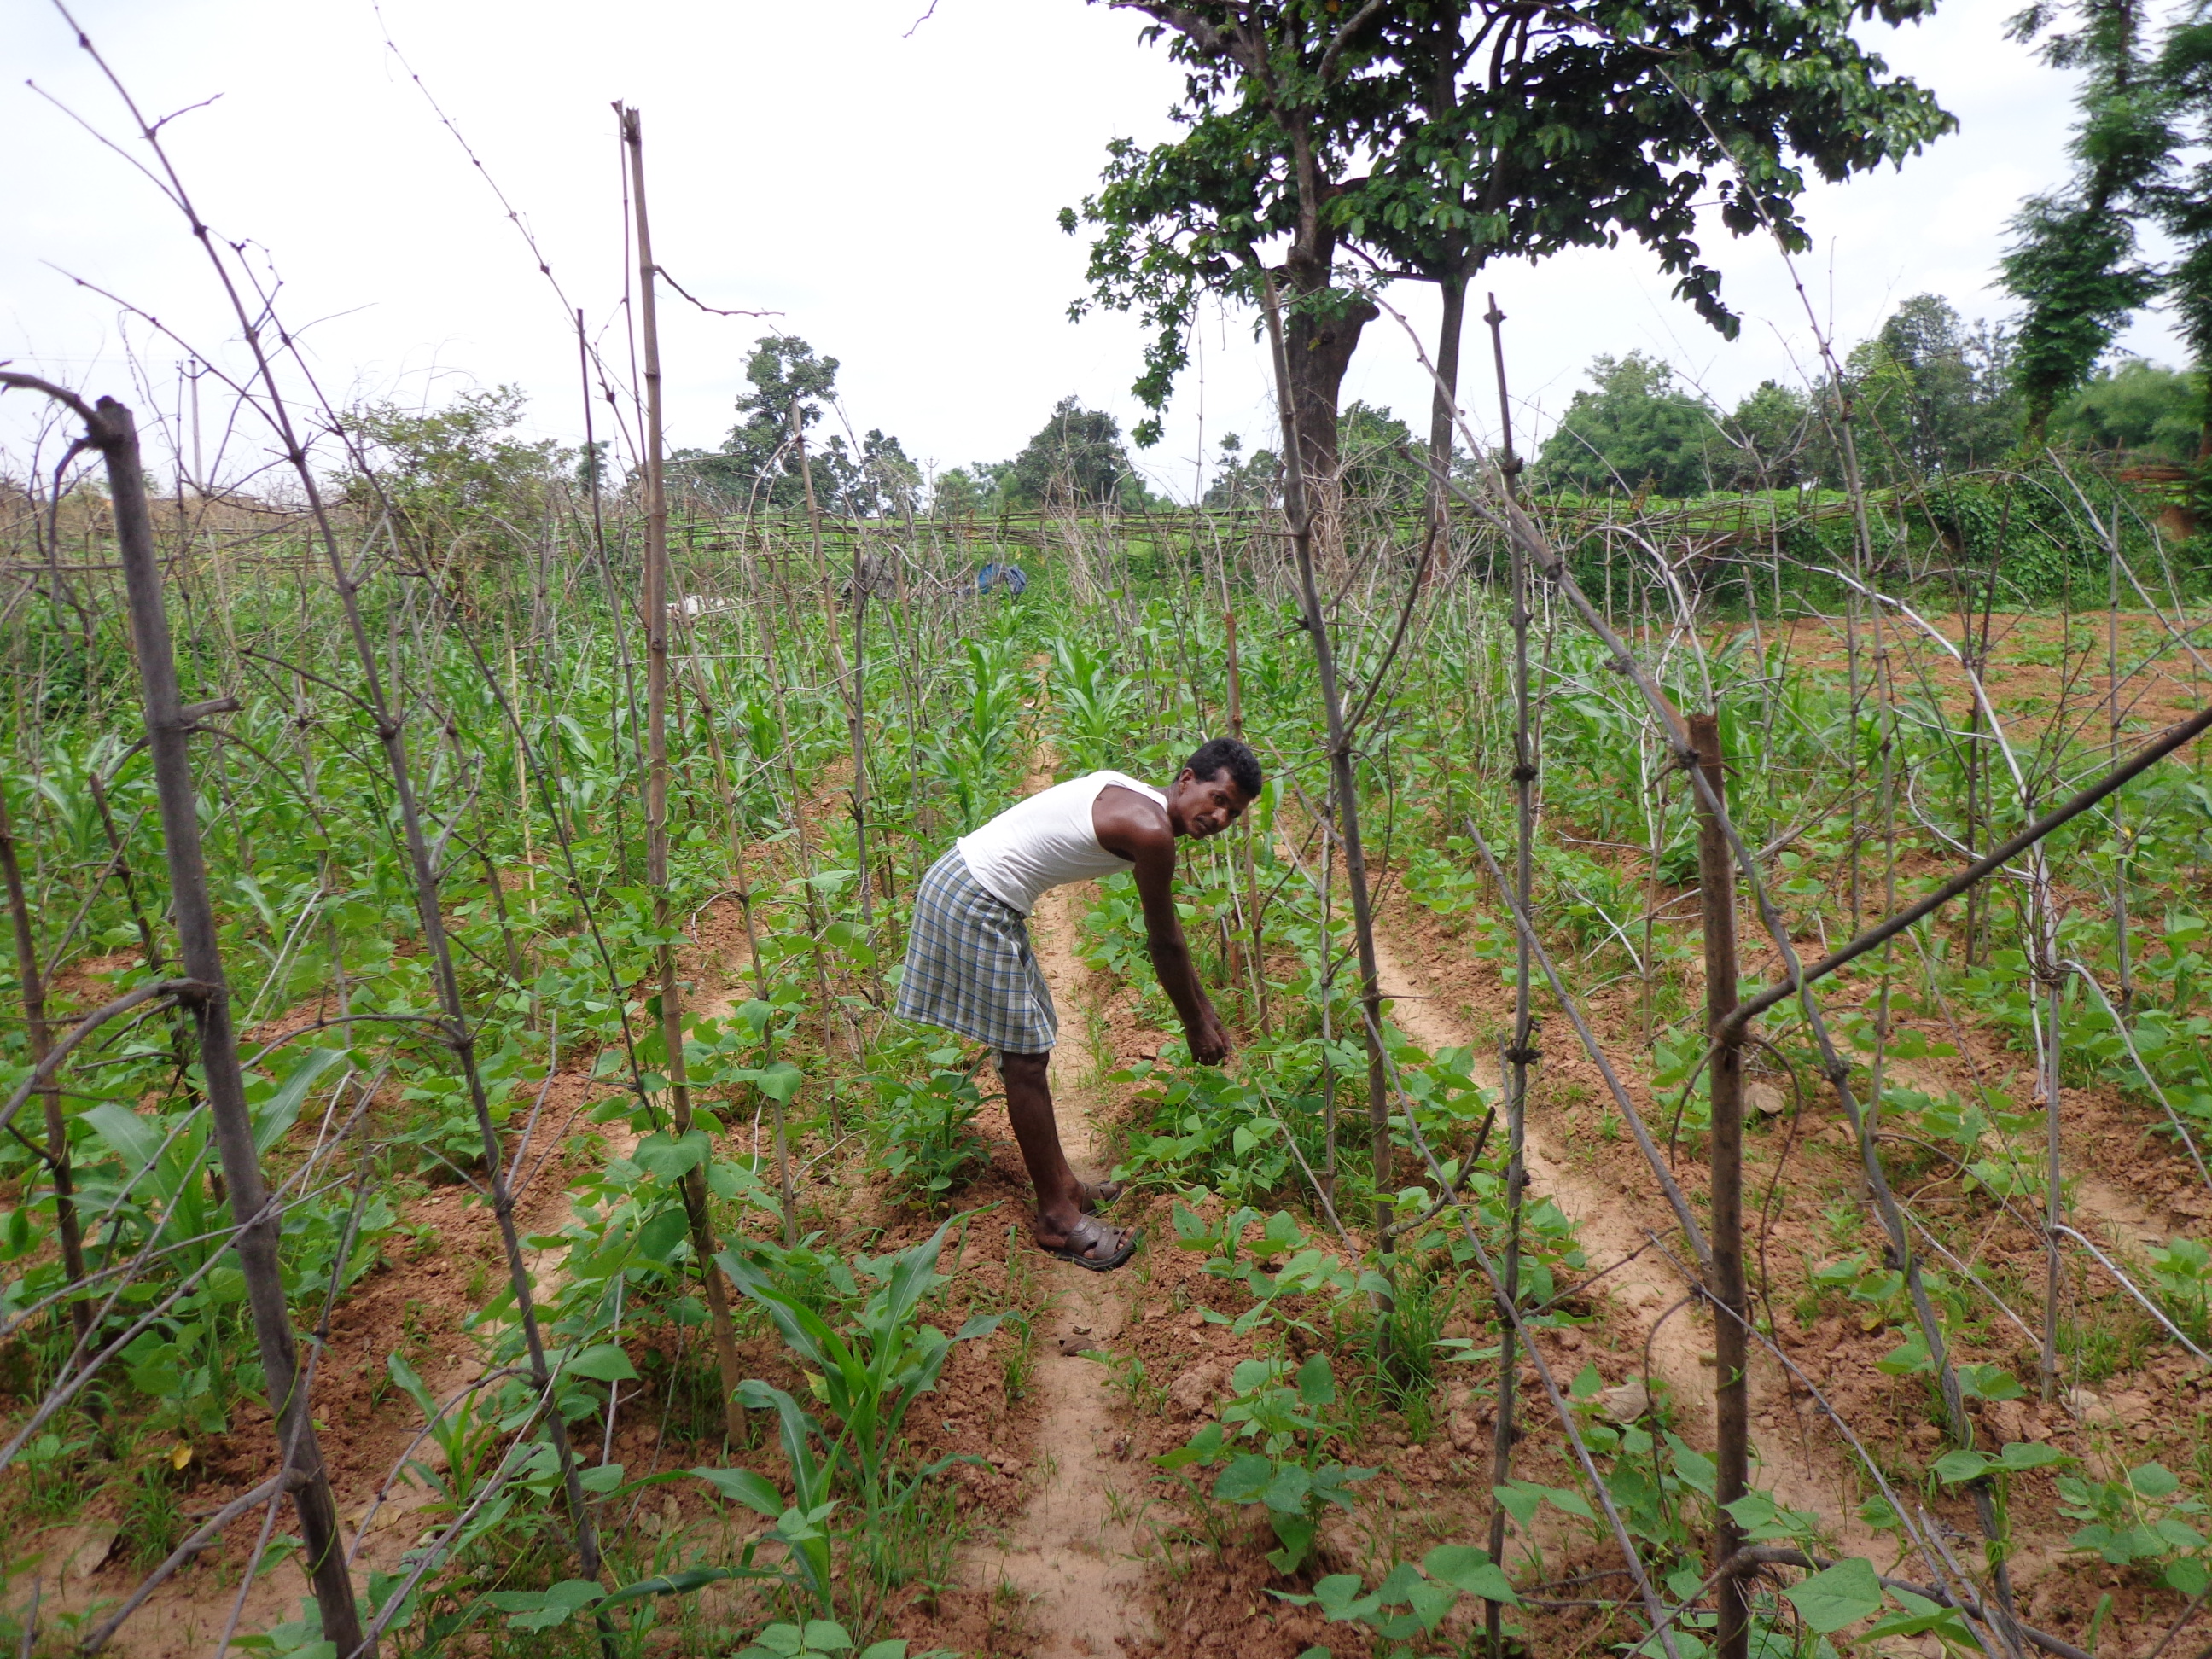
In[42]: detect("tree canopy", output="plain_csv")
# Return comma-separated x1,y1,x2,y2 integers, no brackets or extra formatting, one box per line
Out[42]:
1843,294,2019,481
676,336,917,516
2000,0,2212,449
346,385,566,559
1001,396,1151,509
1067,0,1954,489
2053,355,2200,458
1533,354,1724,498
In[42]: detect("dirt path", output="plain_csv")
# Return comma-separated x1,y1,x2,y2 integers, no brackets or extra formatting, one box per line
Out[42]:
1366,924,1884,1558
963,877,1154,1656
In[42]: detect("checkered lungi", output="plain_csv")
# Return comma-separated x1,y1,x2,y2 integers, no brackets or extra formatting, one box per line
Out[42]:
894,847,1058,1055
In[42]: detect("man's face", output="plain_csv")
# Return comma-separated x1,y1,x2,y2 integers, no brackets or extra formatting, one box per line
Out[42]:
1172,768,1254,840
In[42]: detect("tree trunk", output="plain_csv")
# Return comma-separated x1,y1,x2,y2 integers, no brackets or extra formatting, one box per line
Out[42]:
1423,275,1467,562
1278,263,1376,494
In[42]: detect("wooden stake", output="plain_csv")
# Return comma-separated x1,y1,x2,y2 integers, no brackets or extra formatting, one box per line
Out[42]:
1484,292,1535,1656
1691,711,1749,1659
0,786,90,1345
621,105,749,1447
56,384,372,1659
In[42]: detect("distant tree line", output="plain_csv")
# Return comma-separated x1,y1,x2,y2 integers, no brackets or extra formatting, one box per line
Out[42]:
1530,294,2199,501
663,336,1172,519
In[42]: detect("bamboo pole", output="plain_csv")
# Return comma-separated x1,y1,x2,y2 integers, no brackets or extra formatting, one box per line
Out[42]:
620,105,748,1447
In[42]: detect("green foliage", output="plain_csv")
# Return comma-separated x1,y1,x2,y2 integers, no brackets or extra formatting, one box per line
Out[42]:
689,335,841,509
2006,192,2164,432
1067,0,1953,459
1171,1202,1386,1340
1202,431,1279,509
869,1051,988,1208
2003,0,2180,428
1001,396,1149,510
347,386,568,562
1049,637,1138,775
2149,1236,2212,1344
2056,356,2201,459
1780,1556,1883,1634
925,464,998,516
1337,402,1429,502
1533,352,1721,498
1716,379,1815,489
1272,1545,1521,1650
734,1620,946,1659
717,1214,1003,1604
2060,1459,2212,1594
1157,1352,1373,1572
1844,294,2021,481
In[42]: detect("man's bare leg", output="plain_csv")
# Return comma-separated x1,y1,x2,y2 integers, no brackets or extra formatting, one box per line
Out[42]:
1000,1050,1126,1260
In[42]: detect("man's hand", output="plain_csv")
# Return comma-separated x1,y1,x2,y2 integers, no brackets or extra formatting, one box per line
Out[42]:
1188,1005,1231,1067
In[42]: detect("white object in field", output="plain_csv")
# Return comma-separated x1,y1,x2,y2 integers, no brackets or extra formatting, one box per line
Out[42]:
678,593,736,619
1601,1379,1651,1423
956,769,1166,916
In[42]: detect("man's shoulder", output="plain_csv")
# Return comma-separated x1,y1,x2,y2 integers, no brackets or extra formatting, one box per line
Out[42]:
1093,775,1167,814
1092,777,1171,853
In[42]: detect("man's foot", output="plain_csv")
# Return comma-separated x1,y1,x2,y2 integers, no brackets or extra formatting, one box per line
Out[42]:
1077,1177,1124,1213
1037,1212,1138,1272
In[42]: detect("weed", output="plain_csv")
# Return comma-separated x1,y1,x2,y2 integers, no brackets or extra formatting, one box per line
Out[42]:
2059,1295,2158,1383
1086,1348,1170,1416
12,1429,91,1522
118,1460,185,1570
1000,1309,1039,1402
2147,1236,2212,1344
1373,1259,1454,1435
870,1051,987,1209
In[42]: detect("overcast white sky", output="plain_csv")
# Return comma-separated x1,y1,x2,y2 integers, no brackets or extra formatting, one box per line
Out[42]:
0,0,2185,500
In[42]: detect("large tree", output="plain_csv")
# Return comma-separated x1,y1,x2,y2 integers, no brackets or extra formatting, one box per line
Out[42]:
678,335,840,509
1068,0,1953,505
1356,0,1953,536
1066,4,1394,489
2000,0,2172,439
1003,396,1151,509
1846,294,2020,480
678,336,917,516
1533,352,1724,498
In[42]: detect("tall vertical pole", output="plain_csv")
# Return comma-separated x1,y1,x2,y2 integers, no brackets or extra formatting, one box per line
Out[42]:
2108,519,2133,1016
84,389,372,1659
1484,293,1536,1655
1254,271,1391,1268
0,790,89,1344
1691,712,1749,1659
620,105,748,1445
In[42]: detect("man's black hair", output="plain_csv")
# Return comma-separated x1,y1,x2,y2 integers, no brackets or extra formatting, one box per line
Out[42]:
1185,736,1263,799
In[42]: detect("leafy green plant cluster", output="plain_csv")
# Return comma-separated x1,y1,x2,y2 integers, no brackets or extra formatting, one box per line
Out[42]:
1157,1352,1372,1572
866,1045,989,1208
2060,1459,2212,1595
715,1215,1004,1619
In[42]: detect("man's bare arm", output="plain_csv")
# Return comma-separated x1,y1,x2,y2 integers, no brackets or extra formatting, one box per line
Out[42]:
1095,786,1231,1063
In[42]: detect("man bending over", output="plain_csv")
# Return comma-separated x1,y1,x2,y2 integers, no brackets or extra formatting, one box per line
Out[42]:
894,737,1263,1270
